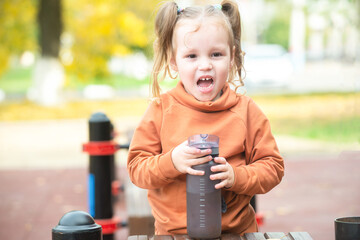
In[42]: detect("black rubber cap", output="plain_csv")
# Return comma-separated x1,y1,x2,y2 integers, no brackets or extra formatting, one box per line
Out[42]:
52,211,102,240
89,112,110,123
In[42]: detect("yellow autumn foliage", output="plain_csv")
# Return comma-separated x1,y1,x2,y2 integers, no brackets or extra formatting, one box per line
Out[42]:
0,0,37,76
0,0,158,82
63,0,158,80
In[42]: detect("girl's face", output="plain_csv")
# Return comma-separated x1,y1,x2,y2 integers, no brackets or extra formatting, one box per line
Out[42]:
171,19,234,102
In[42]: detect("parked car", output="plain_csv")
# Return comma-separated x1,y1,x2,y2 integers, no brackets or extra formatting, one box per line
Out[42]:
243,44,294,89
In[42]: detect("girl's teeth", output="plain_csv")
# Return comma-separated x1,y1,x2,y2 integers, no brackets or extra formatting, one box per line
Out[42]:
197,77,213,89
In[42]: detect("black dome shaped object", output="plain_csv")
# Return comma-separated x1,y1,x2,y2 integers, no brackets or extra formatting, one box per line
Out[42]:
58,210,96,226
52,211,102,240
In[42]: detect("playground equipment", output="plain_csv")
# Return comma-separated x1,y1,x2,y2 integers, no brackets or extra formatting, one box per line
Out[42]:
52,210,102,240
82,112,128,240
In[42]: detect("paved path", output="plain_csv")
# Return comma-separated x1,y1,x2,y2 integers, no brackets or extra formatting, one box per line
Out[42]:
0,118,140,170
0,119,359,240
258,151,360,240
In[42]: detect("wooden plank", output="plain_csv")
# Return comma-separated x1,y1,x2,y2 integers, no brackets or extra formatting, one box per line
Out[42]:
264,232,291,240
221,233,243,240
128,236,139,240
139,236,151,240
150,235,174,240
128,235,149,240
128,216,155,236
173,235,192,240
243,232,266,240
129,232,312,240
289,232,313,240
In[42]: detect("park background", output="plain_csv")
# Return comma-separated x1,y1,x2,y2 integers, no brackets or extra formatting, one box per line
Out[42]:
0,0,359,240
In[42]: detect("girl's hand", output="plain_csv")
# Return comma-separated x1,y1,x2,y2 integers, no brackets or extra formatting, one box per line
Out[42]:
171,141,212,176
210,157,235,189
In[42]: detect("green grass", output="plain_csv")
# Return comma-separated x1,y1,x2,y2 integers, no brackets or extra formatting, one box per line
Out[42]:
0,66,177,93
65,74,151,90
271,116,360,143
0,67,33,93
0,66,155,92
252,93,360,143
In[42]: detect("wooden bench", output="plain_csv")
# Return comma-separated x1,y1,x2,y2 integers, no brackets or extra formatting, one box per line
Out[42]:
128,232,313,240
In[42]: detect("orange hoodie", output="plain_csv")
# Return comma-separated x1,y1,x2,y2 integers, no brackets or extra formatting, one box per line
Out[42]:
127,82,284,235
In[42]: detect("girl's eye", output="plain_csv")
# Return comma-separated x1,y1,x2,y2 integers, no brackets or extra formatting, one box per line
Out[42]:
212,52,222,57
187,54,196,59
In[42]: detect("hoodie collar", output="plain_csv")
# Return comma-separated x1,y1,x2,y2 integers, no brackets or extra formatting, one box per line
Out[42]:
169,81,239,112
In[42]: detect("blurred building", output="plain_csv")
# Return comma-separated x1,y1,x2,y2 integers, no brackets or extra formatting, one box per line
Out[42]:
178,0,359,63
306,0,359,62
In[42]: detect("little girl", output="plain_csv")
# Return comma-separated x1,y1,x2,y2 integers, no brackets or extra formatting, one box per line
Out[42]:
127,0,284,236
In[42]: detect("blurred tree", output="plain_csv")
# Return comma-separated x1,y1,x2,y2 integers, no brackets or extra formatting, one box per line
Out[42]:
28,0,64,106
260,0,292,49
62,0,159,81
357,0,360,28
38,0,62,57
0,0,159,82
261,12,291,49
0,0,37,77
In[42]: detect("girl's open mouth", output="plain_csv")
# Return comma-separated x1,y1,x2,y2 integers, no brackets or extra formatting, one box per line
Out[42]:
197,77,214,93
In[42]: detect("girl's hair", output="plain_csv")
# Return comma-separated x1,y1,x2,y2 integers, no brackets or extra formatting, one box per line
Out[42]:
151,0,244,99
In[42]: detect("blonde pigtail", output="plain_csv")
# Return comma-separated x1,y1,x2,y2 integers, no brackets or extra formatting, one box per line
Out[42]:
221,0,245,92
151,1,179,99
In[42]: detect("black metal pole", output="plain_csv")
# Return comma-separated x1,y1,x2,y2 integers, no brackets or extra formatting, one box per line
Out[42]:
88,112,115,240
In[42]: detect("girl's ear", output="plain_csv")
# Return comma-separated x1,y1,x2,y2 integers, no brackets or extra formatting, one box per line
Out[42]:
170,57,178,71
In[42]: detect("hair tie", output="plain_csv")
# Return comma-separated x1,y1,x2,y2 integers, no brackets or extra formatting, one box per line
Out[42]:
177,7,184,14
213,4,222,10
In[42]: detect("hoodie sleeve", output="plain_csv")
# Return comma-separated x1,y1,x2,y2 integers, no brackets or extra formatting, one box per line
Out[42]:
228,99,284,195
127,100,182,190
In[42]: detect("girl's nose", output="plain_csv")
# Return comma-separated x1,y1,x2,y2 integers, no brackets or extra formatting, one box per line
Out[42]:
198,58,213,71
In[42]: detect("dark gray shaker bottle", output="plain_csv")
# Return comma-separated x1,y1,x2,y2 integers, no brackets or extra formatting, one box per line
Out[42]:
186,134,221,239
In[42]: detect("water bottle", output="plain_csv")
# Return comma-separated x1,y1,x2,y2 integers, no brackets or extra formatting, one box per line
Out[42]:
186,134,221,239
